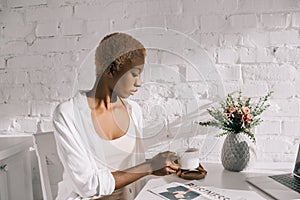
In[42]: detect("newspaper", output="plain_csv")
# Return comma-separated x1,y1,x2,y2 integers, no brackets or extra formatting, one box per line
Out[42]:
148,181,266,200
148,182,210,200
185,181,266,200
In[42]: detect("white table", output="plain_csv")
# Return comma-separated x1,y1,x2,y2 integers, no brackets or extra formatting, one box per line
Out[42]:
135,162,293,200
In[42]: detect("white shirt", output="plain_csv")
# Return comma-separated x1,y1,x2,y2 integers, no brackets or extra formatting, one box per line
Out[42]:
102,124,136,171
53,92,145,200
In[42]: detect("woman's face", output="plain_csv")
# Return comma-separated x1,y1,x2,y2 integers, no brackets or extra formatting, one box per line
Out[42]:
113,57,144,98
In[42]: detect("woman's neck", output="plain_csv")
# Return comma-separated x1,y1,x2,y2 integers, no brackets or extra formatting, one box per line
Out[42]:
86,77,119,110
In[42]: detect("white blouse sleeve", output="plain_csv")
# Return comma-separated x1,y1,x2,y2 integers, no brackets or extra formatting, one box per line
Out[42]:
53,102,115,198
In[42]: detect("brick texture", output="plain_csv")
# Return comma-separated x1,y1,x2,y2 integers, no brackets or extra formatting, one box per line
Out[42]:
0,0,299,172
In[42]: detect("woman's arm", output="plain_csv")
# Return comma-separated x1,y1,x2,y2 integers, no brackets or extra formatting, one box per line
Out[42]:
112,151,179,190
112,161,151,190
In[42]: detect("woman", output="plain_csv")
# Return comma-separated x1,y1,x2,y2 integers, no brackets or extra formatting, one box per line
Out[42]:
53,32,179,199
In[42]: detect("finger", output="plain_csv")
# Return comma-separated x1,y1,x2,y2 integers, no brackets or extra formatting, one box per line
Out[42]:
166,160,179,167
176,169,182,176
165,158,178,167
165,160,177,167
166,166,177,174
168,163,180,170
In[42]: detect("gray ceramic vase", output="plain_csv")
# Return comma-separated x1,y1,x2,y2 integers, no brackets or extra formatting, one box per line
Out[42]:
221,133,250,172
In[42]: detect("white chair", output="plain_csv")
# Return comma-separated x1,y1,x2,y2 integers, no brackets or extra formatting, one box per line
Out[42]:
34,132,63,200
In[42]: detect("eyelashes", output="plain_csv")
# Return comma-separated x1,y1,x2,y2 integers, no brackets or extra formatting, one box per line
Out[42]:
130,67,142,78
131,72,139,77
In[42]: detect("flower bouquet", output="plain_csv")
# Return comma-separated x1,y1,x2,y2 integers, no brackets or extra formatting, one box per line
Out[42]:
198,91,272,171
198,91,272,142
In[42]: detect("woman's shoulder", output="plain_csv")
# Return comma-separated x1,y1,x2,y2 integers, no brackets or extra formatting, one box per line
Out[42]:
53,98,75,123
54,92,84,118
54,99,73,113
53,92,85,122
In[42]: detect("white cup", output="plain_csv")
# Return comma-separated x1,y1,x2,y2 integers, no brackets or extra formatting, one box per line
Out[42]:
178,148,199,170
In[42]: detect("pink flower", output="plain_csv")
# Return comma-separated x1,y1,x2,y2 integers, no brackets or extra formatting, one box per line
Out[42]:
242,114,253,124
224,113,231,119
224,107,235,114
241,107,250,114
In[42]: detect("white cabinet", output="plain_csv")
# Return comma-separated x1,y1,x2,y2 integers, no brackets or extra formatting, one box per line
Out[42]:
0,136,33,200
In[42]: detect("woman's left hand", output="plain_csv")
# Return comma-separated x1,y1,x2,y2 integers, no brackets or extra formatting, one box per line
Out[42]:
148,151,180,176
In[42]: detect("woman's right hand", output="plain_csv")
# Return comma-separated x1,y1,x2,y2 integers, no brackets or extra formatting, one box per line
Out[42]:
148,151,179,176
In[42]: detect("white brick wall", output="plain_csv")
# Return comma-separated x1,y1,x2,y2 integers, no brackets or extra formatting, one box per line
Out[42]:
200,15,229,33
3,23,35,39
1,0,300,179
270,30,300,45
26,6,73,22
261,13,288,29
36,21,58,37
218,47,238,64
61,19,85,36
292,12,300,27
0,57,5,69
230,14,258,29
8,0,47,8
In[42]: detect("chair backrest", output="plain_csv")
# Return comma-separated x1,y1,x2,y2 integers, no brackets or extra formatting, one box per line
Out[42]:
34,132,63,200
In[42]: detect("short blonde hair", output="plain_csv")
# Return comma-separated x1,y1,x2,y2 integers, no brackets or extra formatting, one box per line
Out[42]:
95,32,146,76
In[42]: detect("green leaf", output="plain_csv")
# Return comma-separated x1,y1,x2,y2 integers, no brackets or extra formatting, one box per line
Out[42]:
197,91,273,143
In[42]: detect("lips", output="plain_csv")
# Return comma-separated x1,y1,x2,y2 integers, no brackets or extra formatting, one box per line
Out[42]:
130,90,138,95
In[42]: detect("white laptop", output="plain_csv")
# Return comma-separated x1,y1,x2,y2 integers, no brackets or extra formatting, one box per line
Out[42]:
247,144,300,200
